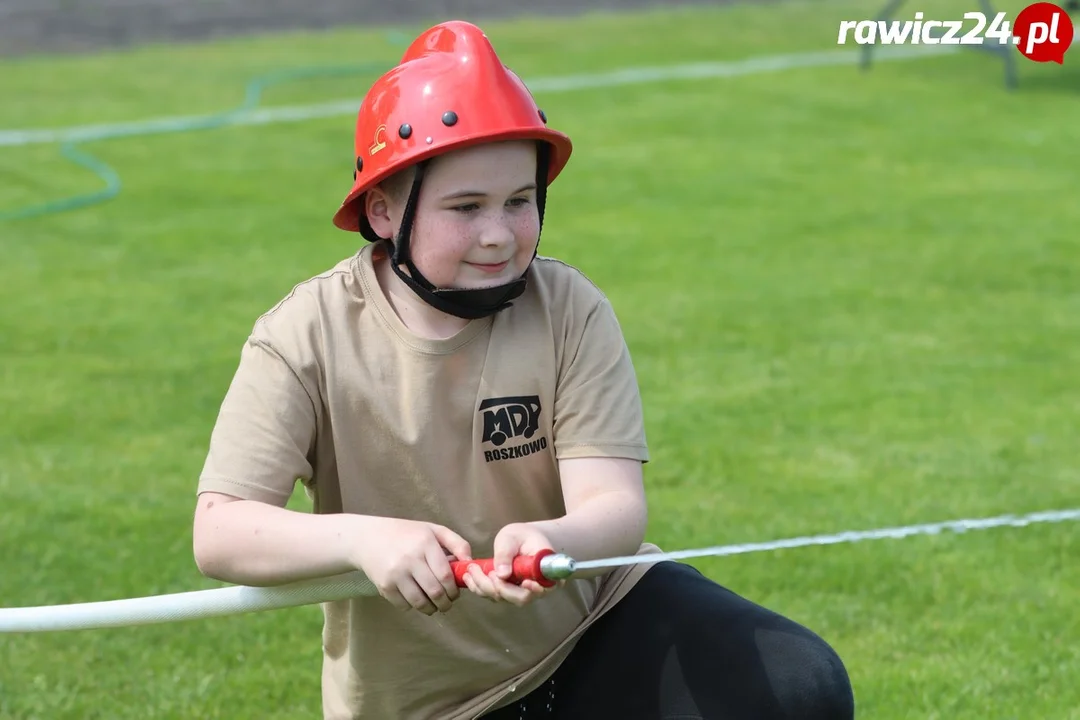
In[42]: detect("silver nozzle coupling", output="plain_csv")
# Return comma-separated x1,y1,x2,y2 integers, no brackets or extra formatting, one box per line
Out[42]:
539,553,577,580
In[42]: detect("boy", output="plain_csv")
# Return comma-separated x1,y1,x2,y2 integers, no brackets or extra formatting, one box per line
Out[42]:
192,20,855,720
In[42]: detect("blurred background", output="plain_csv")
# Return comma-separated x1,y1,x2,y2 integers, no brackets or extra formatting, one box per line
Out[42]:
0,0,731,56
1,1,1078,718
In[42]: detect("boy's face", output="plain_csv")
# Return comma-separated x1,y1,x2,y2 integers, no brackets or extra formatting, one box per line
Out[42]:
369,141,541,291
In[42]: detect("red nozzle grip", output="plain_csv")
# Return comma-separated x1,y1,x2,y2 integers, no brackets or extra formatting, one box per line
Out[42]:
452,548,556,588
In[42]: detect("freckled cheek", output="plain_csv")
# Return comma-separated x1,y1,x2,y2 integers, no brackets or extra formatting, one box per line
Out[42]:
411,216,474,284
513,213,541,266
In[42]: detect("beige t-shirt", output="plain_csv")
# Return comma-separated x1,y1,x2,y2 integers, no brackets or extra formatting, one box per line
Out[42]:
197,241,661,719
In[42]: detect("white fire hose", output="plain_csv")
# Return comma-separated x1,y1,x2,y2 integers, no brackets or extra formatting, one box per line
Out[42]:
2,507,1077,634
0,569,381,633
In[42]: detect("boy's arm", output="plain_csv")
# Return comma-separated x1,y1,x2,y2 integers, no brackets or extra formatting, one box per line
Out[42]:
485,291,651,585
191,333,342,587
193,335,472,612
523,456,648,576
192,492,365,586
193,492,473,612
541,290,651,572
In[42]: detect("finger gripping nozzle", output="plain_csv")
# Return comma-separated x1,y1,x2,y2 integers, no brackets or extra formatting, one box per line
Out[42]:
450,549,577,588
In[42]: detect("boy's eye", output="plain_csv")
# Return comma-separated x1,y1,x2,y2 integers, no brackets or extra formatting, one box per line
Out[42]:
451,197,530,213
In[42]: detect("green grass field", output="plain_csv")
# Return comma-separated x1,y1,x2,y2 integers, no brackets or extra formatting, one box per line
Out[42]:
2,0,1080,717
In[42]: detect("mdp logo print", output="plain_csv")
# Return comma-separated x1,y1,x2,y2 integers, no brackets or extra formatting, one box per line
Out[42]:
479,396,548,464
480,396,541,447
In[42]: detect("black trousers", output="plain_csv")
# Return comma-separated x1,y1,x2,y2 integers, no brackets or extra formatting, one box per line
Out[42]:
482,561,855,720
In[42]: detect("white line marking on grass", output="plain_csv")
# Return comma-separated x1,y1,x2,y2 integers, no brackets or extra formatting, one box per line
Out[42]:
0,46,956,147
0,505,1074,633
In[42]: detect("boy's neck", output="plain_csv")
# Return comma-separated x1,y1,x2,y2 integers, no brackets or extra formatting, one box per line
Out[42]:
372,248,473,340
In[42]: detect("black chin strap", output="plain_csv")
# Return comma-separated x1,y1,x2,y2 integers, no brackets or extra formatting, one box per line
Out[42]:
362,142,551,321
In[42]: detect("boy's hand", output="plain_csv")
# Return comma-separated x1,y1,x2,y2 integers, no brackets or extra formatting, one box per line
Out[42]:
461,523,563,606
350,516,473,616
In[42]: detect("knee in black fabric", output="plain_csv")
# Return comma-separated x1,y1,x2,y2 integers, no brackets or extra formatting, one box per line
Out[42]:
637,562,855,720
753,624,855,720
539,562,855,720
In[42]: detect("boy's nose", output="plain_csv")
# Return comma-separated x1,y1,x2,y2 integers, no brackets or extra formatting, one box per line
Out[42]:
479,220,516,247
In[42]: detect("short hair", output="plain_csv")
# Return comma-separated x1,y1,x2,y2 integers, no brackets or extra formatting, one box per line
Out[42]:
376,165,417,207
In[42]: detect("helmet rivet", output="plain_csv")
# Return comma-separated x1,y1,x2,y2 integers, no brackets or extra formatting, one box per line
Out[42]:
398,123,412,139
441,110,458,126
425,136,433,145
355,157,363,172
538,109,547,124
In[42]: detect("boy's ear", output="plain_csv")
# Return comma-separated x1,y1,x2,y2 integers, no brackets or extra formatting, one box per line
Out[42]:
364,187,395,240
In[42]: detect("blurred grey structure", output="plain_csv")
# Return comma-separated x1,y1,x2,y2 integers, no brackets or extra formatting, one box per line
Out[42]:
861,0,1080,90
0,0,733,57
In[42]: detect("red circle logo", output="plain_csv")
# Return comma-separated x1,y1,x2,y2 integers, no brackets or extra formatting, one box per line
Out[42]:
1013,2,1074,64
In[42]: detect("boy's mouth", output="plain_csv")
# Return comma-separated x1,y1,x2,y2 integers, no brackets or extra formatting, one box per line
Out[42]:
466,260,510,274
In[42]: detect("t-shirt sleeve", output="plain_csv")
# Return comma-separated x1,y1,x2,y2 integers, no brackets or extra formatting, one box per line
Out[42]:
552,296,649,462
196,336,318,506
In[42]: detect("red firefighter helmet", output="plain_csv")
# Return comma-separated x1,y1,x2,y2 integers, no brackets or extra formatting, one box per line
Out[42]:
332,20,574,232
